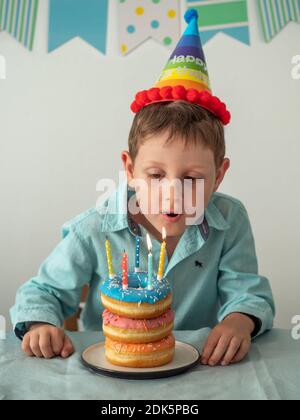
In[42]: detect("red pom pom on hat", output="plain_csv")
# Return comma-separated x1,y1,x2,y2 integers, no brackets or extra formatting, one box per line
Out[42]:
135,90,150,106
160,86,173,99
172,85,186,100
130,101,143,113
221,110,231,125
198,91,211,106
147,87,162,101
218,102,227,114
209,96,222,114
186,89,200,103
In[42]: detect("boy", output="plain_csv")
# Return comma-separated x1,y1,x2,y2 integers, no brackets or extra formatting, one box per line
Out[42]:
10,10,275,366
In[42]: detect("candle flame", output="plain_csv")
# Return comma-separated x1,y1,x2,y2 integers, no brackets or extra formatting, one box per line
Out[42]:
146,234,152,252
162,227,166,240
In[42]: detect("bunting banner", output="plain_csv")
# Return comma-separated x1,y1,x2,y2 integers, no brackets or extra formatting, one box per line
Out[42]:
0,0,39,51
1,0,299,55
118,0,181,56
48,0,109,54
186,0,250,45
257,0,300,42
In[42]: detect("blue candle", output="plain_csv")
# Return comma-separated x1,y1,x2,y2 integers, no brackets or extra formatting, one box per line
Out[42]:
146,234,153,290
135,236,141,272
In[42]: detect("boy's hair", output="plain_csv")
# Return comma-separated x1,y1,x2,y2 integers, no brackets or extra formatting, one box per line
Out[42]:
128,100,225,169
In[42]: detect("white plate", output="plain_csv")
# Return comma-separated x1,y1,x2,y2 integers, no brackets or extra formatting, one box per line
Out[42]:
81,341,200,380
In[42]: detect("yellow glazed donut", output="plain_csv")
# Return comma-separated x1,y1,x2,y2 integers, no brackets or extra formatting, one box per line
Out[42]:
105,334,176,368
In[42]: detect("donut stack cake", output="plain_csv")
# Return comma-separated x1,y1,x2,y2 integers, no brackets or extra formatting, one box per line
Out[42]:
100,271,175,368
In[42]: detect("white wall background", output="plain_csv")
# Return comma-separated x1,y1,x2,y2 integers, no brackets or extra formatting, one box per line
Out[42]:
0,0,299,330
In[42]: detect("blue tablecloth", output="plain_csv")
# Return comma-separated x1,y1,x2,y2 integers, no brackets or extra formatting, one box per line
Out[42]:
0,329,299,400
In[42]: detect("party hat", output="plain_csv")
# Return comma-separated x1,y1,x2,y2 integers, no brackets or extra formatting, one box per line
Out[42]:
131,9,231,125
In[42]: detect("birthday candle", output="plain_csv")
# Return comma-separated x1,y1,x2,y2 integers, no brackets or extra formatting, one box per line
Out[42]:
122,250,128,290
105,237,115,279
157,227,166,281
146,234,153,290
135,236,141,272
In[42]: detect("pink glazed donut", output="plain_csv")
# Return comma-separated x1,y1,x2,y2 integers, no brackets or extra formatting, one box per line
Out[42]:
102,308,175,344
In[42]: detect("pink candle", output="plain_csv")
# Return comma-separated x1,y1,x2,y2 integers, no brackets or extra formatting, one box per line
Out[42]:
122,250,128,290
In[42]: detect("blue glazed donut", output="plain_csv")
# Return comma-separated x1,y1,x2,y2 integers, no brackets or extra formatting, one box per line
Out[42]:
100,271,171,304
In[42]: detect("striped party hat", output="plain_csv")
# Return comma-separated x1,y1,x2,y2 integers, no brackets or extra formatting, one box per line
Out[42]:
131,9,231,126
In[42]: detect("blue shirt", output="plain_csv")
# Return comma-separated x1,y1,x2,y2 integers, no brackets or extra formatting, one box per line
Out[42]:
10,181,275,338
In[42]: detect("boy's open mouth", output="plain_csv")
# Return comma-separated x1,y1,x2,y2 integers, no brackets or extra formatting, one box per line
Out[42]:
161,212,182,223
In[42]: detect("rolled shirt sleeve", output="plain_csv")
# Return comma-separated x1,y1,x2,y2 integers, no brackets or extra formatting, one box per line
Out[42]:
10,222,95,338
217,203,275,338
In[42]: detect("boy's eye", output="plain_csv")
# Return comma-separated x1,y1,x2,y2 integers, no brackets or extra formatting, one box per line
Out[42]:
184,176,204,181
149,174,163,179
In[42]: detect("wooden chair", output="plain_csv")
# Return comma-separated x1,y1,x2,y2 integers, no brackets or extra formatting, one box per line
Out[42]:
64,285,89,331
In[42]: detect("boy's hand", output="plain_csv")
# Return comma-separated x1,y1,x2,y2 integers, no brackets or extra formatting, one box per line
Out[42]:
22,323,74,359
201,313,254,367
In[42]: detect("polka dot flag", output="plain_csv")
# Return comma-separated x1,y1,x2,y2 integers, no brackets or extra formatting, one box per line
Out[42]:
118,0,180,56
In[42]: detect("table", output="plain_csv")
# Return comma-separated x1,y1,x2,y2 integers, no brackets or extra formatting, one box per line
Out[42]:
0,329,299,400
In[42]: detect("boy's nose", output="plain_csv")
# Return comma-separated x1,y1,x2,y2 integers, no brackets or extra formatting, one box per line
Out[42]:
161,182,183,214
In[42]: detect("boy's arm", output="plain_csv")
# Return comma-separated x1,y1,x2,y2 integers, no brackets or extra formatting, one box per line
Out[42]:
217,202,275,338
10,222,95,339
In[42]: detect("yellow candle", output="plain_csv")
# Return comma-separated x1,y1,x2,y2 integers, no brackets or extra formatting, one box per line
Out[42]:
157,227,167,281
105,236,115,279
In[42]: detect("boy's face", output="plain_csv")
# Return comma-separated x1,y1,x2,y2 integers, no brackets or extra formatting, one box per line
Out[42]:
122,130,230,239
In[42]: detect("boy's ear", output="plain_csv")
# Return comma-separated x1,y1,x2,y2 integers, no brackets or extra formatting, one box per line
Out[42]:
121,151,134,181
214,158,230,192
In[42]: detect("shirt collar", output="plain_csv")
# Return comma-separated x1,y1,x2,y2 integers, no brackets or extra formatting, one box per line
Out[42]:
99,179,131,233
205,196,231,231
99,180,230,235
